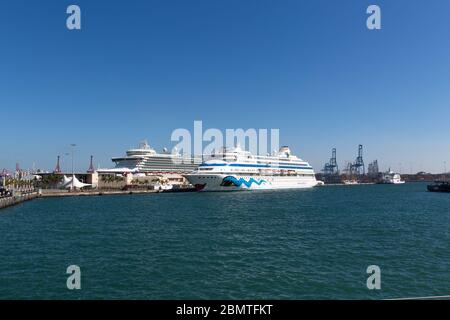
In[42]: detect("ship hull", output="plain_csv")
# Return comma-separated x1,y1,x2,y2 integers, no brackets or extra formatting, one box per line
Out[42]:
427,183,450,193
379,181,405,184
185,173,318,191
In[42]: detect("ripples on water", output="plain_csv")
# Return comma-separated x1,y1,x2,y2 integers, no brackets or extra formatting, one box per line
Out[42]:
0,183,449,299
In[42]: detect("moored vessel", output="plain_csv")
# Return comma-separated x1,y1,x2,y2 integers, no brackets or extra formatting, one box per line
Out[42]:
427,181,450,193
184,145,318,191
380,169,405,184
99,140,201,174
343,180,359,185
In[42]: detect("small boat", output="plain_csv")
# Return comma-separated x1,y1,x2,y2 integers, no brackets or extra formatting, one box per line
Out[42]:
427,181,450,193
153,183,173,191
380,169,405,184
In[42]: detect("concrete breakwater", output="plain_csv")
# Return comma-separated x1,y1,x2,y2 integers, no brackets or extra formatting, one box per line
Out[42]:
0,192,38,210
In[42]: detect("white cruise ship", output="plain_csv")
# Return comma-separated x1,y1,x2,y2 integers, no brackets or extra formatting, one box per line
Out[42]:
105,141,201,174
184,145,318,191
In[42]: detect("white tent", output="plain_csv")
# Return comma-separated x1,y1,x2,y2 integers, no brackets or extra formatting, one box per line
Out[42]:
59,175,91,190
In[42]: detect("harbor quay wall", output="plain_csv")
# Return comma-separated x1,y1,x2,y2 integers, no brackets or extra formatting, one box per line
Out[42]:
0,192,38,210
40,185,196,196
0,187,197,210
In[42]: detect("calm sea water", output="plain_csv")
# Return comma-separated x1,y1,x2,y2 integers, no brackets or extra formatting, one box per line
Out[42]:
0,182,449,299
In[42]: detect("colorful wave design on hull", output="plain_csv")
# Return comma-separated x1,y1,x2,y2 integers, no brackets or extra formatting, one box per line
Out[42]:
221,176,267,188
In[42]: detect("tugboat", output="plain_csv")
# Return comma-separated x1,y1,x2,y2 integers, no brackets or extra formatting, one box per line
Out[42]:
380,169,405,184
427,181,450,193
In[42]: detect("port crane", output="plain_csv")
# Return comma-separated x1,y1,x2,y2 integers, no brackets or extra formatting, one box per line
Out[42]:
323,148,339,175
368,160,379,176
350,144,365,176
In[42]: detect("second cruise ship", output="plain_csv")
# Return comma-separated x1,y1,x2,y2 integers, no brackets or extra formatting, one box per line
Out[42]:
105,141,201,174
184,145,318,191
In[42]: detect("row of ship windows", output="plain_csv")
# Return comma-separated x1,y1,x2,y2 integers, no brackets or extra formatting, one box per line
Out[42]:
199,168,313,174
204,159,306,165
198,173,315,177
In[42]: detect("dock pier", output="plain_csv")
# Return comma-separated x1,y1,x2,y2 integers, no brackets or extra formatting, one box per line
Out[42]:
0,187,196,211
0,192,38,210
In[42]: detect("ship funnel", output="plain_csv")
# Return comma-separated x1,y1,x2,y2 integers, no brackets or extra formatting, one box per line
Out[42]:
279,146,291,155
139,140,150,149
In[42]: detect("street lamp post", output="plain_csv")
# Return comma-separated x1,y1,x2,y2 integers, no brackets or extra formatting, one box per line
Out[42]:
70,144,76,191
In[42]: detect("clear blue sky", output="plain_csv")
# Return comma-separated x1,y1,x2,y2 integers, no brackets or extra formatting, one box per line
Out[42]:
1,0,449,173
